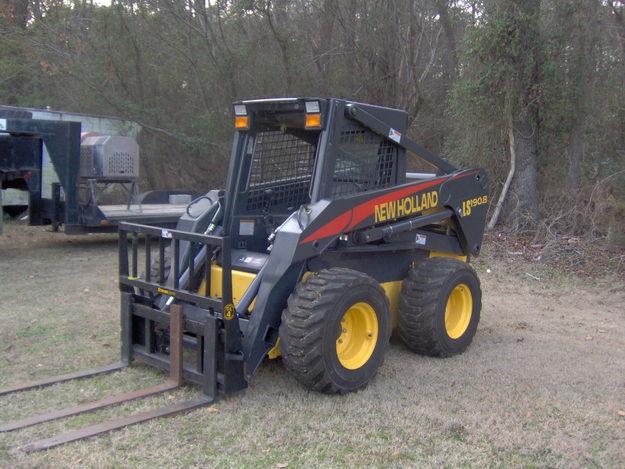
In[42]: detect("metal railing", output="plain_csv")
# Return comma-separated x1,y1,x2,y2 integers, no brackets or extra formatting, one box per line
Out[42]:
118,222,232,312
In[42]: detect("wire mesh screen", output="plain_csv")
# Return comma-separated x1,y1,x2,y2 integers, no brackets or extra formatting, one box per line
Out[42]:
246,130,317,211
331,129,398,197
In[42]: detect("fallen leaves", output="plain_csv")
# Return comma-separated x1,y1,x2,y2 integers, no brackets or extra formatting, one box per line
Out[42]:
482,230,625,279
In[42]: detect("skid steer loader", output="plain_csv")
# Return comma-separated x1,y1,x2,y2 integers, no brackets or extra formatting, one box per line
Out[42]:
1,98,489,451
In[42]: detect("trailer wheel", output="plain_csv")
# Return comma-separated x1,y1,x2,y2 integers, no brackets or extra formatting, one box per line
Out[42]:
279,268,391,394
398,258,481,357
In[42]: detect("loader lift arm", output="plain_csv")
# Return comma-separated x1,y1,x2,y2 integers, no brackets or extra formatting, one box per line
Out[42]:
345,103,458,174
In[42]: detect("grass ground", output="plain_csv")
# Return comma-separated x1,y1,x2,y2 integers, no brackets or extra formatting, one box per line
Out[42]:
1,220,624,468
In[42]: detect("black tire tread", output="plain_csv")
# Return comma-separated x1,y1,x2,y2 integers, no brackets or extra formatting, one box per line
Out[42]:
279,268,390,394
398,257,481,357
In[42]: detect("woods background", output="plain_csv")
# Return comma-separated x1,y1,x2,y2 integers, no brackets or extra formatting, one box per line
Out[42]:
1,0,624,242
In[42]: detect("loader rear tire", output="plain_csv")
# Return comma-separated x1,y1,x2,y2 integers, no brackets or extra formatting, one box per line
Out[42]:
398,258,481,357
279,268,391,394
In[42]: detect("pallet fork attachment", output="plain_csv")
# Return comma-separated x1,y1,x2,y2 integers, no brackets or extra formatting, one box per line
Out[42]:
0,362,127,398
0,305,213,453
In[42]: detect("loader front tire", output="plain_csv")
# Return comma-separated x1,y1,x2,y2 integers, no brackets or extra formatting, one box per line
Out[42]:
279,268,391,394
398,257,481,357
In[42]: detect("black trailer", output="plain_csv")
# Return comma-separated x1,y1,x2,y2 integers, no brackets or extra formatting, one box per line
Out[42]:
0,116,190,234
0,126,40,234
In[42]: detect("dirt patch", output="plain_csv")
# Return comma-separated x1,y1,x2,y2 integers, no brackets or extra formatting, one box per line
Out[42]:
1,220,624,467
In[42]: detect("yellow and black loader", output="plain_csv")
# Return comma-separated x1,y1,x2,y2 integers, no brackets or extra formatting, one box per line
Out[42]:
1,98,489,450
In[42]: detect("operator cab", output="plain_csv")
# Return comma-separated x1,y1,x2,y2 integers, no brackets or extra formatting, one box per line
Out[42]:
226,98,409,256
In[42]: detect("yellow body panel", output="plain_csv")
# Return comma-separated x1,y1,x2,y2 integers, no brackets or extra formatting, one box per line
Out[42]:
381,281,402,328
199,252,467,358
199,266,279,357
267,338,282,359
429,250,468,262
198,265,257,311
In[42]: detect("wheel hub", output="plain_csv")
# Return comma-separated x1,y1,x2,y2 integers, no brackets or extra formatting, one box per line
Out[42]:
336,302,378,370
444,283,473,339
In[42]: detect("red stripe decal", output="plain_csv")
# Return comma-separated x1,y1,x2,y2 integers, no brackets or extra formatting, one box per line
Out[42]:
345,177,445,231
299,171,476,245
300,209,353,244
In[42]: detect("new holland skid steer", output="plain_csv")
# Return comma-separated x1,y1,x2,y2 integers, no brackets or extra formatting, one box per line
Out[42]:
1,98,489,451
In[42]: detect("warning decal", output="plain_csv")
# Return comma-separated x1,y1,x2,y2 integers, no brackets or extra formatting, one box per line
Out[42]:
388,128,401,143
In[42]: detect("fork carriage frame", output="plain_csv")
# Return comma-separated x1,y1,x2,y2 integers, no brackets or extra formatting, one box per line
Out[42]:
118,222,248,398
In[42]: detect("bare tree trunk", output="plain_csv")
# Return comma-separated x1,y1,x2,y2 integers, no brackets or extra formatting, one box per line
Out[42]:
311,0,337,90
500,0,541,229
0,0,28,27
503,116,540,229
262,2,294,94
434,0,459,79
565,120,585,194
609,0,625,56
565,0,599,196
488,124,516,230
340,0,359,93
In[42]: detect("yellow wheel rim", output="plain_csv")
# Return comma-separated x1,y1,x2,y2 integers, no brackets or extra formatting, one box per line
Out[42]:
445,283,473,339
336,302,379,370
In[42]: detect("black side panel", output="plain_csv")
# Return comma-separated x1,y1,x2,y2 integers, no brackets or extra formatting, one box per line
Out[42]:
242,223,304,378
0,132,43,224
0,107,33,119
0,134,40,172
295,169,489,258
307,249,425,283
4,119,81,226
